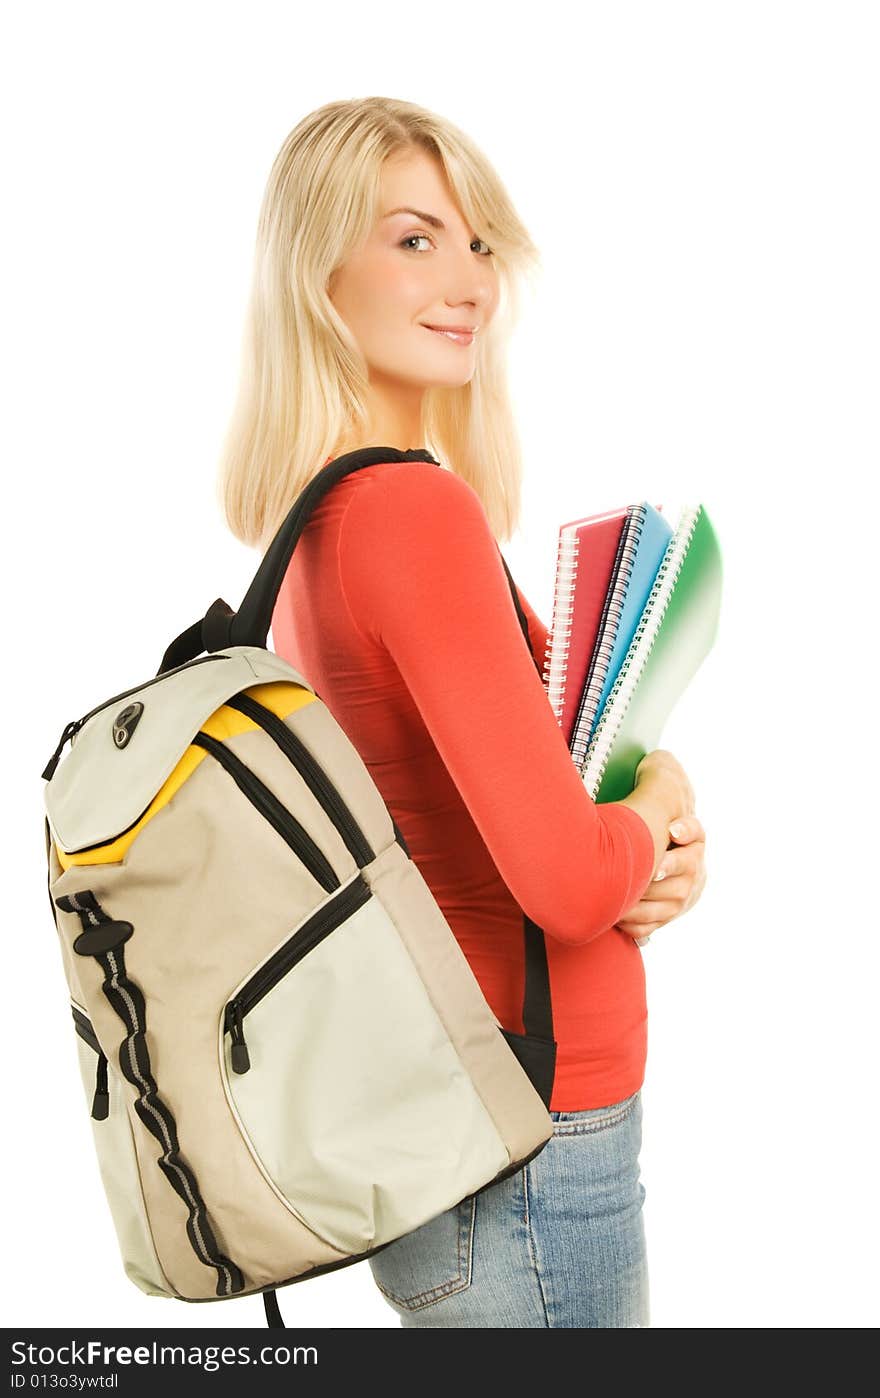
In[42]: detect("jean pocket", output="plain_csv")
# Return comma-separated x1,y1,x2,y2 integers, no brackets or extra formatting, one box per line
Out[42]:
551,1089,641,1136
367,1194,476,1313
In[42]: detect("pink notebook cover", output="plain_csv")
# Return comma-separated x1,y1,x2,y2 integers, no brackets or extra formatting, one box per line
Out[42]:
546,508,628,746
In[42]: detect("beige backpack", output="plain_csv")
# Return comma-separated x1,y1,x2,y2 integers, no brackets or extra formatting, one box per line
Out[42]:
42,447,557,1327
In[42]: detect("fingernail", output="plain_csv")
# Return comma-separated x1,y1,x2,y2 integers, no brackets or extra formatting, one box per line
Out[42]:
655,867,667,881
669,822,684,839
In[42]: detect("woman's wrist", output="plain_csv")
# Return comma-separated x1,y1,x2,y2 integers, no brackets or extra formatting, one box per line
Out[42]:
615,776,678,873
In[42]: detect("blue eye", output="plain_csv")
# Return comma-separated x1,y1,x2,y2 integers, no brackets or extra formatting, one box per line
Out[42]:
399,234,494,257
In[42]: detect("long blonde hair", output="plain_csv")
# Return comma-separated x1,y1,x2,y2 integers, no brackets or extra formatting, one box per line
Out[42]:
217,96,542,554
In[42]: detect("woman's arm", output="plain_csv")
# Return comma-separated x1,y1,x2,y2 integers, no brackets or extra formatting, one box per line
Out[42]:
337,462,660,946
509,574,702,939
509,580,550,676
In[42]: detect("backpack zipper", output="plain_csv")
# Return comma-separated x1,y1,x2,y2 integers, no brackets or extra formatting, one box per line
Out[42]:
224,691,375,868
191,731,340,893
224,873,372,1074
42,652,231,781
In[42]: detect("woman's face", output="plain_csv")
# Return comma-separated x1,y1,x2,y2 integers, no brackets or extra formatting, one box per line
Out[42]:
328,149,499,394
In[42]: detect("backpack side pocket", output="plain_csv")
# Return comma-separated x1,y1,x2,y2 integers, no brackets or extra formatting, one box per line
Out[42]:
71,1001,172,1298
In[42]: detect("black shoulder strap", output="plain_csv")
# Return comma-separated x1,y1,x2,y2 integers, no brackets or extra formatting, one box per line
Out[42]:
263,1289,284,1327
158,448,439,674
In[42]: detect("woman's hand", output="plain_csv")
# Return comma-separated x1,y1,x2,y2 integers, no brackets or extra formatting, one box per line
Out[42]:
615,814,707,942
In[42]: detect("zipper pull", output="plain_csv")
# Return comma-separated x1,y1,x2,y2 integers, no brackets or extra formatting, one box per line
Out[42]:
42,719,83,781
91,1051,110,1120
228,1000,251,1075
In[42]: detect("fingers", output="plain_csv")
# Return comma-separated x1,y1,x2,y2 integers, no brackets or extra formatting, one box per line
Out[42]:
621,869,694,930
619,920,662,941
622,822,708,941
667,814,706,845
621,888,683,923
653,843,703,882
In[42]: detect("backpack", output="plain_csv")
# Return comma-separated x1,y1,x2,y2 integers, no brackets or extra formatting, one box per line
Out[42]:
41,446,557,1328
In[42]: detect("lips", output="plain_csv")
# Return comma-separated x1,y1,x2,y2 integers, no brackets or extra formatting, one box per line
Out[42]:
421,324,476,345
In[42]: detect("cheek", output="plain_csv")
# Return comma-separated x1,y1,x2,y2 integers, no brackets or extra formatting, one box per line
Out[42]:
331,248,415,322
369,253,426,310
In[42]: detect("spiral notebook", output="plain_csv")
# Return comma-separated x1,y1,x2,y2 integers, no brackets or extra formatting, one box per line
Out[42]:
580,504,723,802
543,503,669,760
542,500,723,802
568,502,672,769
542,505,629,747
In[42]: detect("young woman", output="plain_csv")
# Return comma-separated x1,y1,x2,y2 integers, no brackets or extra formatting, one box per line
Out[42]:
218,96,707,1328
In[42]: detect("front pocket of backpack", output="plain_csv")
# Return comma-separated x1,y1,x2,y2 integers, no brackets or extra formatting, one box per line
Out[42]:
70,1002,171,1297
219,872,510,1258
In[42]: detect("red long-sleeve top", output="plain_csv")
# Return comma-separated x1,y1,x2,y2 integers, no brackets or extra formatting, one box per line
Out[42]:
271,459,657,1109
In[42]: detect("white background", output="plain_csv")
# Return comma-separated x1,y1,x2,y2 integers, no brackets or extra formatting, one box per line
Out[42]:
4,0,877,1330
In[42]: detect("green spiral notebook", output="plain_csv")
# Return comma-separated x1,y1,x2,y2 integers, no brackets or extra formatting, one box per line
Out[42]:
580,504,723,803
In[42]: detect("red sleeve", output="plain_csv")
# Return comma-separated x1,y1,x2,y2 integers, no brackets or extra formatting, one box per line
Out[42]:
337,464,657,946
510,580,550,677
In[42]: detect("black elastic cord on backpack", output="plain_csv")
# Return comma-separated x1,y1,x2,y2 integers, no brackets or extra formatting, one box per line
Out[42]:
56,888,247,1298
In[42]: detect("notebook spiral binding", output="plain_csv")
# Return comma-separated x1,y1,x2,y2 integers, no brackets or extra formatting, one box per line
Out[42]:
543,532,580,722
568,508,647,770
580,504,703,799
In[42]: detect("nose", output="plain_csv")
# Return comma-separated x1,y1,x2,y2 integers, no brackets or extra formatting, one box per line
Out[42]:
438,251,495,318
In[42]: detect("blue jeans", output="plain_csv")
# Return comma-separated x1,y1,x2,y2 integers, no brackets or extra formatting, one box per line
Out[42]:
367,1088,649,1328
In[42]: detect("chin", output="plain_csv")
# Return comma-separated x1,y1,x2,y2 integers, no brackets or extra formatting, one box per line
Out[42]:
420,363,477,390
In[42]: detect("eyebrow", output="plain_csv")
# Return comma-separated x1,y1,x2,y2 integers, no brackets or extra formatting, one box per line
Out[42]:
381,207,446,230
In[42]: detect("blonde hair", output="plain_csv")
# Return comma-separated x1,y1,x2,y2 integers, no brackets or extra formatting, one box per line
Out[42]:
217,96,543,554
